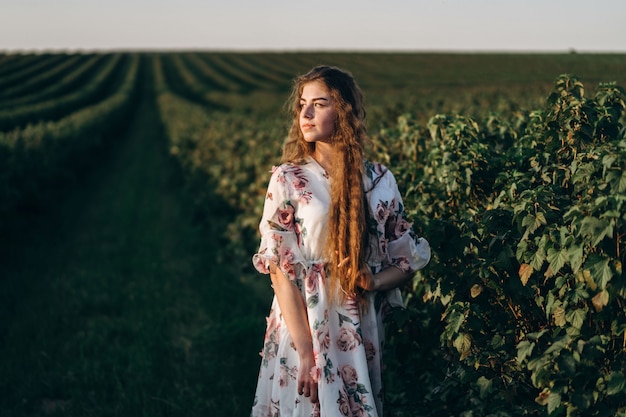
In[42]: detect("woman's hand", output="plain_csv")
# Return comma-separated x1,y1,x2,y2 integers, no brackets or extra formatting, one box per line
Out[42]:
356,264,375,292
297,351,319,403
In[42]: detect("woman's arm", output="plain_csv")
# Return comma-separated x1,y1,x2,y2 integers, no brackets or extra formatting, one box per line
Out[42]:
371,266,413,292
269,261,319,403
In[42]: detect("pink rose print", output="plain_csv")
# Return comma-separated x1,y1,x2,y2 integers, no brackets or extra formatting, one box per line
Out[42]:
390,198,397,212
364,338,376,363
337,389,351,417
339,365,359,393
292,177,307,190
394,217,412,238
279,246,297,279
349,396,367,417
265,313,280,343
375,201,389,223
270,233,283,245
337,327,362,352
278,357,298,387
306,265,323,294
317,322,330,352
276,170,286,184
283,165,309,195
307,264,324,293
298,190,313,204
277,204,295,230
392,256,411,273
310,364,321,383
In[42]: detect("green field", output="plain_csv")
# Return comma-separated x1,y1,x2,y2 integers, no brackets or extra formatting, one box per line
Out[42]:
1,52,625,416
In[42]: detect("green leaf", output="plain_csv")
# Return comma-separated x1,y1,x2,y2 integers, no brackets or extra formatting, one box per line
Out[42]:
592,290,609,312
567,244,584,274
453,333,472,357
476,376,493,399
586,255,614,290
547,247,568,276
607,371,626,396
490,334,505,348
356,383,370,395
517,340,535,363
557,352,577,376
531,246,547,271
527,329,548,341
548,392,562,414
615,170,626,193
545,336,570,355
528,355,551,387
579,216,613,246
337,312,355,326
523,212,547,238
546,292,556,318
566,308,586,330
306,294,319,308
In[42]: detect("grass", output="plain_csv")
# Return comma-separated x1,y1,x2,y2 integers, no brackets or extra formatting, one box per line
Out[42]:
0,57,271,417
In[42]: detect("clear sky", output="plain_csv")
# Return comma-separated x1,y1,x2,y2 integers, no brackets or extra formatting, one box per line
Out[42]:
1,0,625,52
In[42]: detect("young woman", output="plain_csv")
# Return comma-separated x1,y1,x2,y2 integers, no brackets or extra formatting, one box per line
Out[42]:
251,66,431,417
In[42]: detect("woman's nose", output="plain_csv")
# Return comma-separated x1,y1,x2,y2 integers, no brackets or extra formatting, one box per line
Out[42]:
302,104,313,119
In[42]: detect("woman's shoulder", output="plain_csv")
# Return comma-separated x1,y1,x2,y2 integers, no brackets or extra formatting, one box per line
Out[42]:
271,160,309,176
267,160,313,189
364,160,396,185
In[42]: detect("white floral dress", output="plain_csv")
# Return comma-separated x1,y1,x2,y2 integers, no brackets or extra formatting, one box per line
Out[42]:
251,156,430,417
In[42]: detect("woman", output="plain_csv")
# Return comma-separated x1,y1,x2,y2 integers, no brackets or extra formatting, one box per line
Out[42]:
251,66,430,417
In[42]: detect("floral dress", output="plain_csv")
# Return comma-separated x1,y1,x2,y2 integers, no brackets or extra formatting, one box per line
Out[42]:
251,156,431,417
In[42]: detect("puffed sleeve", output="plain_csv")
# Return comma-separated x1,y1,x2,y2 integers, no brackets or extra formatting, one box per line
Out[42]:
252,166,306,282
383,170,431,274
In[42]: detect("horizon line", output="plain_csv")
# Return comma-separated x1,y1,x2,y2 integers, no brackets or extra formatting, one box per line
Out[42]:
2,46,626,55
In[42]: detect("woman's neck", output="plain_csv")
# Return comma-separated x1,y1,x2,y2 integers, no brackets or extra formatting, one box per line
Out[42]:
312,143,334,173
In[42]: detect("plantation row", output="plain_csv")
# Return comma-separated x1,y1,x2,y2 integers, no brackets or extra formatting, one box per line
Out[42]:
0,53,140,219
1,51,625,415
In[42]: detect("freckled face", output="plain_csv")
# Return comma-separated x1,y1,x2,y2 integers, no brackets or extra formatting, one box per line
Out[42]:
299,81,337,144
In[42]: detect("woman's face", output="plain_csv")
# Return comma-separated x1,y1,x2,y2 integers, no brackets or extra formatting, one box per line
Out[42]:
299,80,337,144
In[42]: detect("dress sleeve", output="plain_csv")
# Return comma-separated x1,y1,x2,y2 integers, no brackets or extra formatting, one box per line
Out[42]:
251,166,306,282
383,170,431,274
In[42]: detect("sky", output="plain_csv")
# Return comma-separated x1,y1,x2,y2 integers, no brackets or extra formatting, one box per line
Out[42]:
1,0,625,52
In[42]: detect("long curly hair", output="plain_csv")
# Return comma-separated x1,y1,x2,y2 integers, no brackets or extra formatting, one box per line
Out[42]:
282,65,370,304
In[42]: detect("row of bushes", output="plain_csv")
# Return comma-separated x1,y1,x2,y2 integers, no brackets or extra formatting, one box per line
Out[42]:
0,54,108,109
0,54,140,221
0,54,126,131
378,75,626,416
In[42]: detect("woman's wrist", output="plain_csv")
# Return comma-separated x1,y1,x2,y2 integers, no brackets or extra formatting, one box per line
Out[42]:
370,275,380,292
296,343,314,360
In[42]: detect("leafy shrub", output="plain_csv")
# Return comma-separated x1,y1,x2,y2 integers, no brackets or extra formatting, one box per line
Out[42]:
384,75,625,416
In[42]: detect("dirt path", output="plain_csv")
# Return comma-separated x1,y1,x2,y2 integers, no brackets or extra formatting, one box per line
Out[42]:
0,55,269,417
